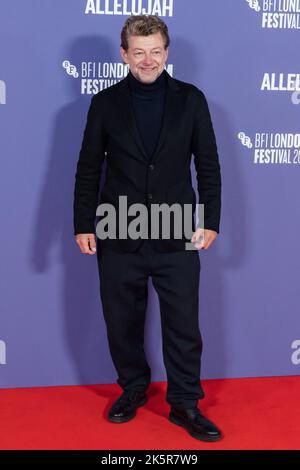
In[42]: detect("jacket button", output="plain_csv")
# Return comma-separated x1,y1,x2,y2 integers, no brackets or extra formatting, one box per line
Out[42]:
149,164,154,170
147,193,153,200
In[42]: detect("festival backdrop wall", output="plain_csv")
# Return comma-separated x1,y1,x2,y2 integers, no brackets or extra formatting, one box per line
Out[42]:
0,0,300,388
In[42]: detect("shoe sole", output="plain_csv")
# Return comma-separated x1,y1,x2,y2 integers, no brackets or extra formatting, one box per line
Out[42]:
169,413,222,442
108,395,148,423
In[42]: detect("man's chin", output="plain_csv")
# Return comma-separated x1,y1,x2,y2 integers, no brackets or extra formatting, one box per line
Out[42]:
138,69,160,83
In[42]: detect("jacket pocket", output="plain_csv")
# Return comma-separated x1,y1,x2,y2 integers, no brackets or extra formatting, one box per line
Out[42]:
166,180,196,205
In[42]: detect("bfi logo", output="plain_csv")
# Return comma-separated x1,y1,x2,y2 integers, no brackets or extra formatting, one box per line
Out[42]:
0,340,6,364
0,80,6,104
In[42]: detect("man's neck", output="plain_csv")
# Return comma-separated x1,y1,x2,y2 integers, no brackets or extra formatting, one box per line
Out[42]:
128,69,167,94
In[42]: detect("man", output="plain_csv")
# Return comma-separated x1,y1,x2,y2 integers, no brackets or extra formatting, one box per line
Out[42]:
73,15,222,442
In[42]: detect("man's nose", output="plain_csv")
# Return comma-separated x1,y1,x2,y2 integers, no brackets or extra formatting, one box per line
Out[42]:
142,54,153,64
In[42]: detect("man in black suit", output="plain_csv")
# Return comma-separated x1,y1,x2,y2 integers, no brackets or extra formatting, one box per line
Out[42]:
73,15,222,442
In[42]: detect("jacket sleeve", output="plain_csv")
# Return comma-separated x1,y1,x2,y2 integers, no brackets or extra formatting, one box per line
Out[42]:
191,89,221,233
73,95,107,235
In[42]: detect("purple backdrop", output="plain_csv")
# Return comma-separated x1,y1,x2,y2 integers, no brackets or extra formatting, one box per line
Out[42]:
1,0,300,388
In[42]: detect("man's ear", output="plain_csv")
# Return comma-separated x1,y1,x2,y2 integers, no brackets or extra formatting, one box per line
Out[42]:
120,47,128,64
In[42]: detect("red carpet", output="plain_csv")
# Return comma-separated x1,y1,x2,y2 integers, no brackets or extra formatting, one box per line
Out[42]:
0,376,299,450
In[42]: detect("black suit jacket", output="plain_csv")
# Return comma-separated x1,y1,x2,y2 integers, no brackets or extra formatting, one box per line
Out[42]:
73,70,221,252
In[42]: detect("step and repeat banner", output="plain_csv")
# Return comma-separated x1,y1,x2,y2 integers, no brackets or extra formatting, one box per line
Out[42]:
1,0,300,388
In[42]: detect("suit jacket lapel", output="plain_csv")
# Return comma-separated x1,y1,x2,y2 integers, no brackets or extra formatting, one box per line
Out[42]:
116,77,149,161
116,70,181,164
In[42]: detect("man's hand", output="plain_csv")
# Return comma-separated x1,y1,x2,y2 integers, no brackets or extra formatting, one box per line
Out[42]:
191,228,217,250
75,233,97,255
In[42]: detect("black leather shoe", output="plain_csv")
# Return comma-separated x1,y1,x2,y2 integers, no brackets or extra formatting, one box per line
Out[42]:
169,406,222,442
108,390,148,423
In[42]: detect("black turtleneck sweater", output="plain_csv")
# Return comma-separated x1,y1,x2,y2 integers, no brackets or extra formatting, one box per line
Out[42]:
128,69,167,160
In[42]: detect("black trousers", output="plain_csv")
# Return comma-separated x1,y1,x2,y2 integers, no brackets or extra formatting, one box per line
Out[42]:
96,238,205,408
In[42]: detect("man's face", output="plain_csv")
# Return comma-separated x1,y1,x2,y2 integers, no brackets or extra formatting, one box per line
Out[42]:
120,32,169,84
